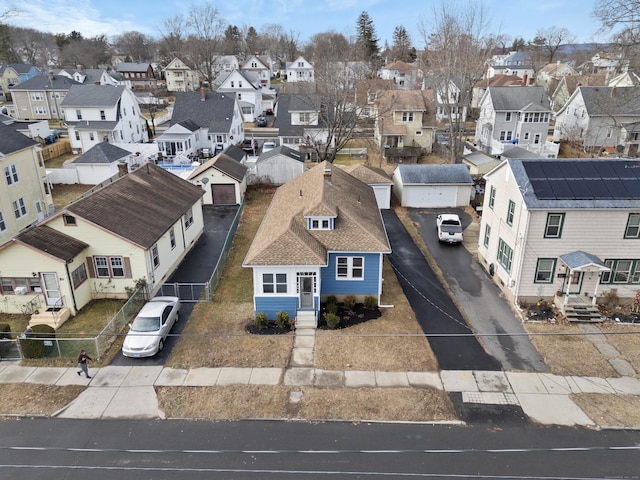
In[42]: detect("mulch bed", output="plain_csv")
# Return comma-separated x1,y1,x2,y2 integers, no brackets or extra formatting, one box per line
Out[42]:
524,301,557,322
245,303,382,334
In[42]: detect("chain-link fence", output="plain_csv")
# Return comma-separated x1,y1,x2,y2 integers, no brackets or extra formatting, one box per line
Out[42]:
207,202,244,298
95,287,147,359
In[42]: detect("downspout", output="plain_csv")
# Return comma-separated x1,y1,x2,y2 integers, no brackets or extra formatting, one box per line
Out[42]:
64,262,78,313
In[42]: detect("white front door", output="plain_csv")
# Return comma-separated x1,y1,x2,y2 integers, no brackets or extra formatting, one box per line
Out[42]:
41,272,62,307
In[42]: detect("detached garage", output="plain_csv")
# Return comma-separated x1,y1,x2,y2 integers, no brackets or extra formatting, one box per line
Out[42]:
340,164,393,209
393,164,473,208
188,151,248,205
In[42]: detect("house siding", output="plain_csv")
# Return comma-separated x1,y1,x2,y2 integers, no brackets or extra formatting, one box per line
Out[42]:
320,252,381,298
254,296,299,320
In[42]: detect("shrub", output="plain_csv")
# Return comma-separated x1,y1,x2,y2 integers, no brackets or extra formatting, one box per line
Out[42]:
325,302,338,315
326,295,338,305
0,323,10,340
363,295,378,310
19,324,56,359
255,312,268,330
324,312,340,329
343,295,357,310
276,310,290,329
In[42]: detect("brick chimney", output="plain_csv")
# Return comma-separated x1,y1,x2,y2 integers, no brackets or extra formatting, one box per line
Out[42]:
522,73,528,85
117,162,129,177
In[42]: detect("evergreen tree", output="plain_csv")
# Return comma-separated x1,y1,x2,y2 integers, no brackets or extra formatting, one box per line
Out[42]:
356,11,381,68
391,25,414,63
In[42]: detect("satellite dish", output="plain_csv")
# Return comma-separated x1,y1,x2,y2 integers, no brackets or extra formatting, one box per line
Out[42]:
201,177,209,184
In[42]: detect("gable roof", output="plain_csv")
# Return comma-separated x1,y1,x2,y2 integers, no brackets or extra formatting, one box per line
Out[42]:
579,86,640,116
340,164,392,185
9,73,81,91
61,85,126,107
71,142,130,164
273,93,321,137
11,225,89,262
59,163,204,249
116,63,152,73
474,74,523,88
503,157,640,209
244,161,391,266
222,144,246,162
485,86,550,112
257,145,303,163
381,60,417,73
395,164,473,185
188,150,248,181
171,90,237,133
0,122,37,155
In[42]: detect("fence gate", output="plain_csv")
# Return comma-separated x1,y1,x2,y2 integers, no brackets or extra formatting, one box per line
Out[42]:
157,282,210,302
0,339,22,360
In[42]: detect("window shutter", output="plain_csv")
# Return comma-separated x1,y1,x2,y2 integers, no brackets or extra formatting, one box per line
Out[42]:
86,257,96,278
124,257,132,278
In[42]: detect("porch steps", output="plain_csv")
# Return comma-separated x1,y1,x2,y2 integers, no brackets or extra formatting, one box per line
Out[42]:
295,310,317,329
564,305,603,323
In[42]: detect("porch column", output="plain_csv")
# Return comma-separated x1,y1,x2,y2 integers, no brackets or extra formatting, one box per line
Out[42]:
591,272,601,306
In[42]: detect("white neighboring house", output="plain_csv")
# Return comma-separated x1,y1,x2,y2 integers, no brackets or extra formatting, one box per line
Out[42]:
155,120,206,163
57,66,119,86
213,69,263,122
553,86,640,155
241,55,271,87
478,157,640,311
475,86,557,157
485,51,535,81
169,88,245,156
213,55,239,77
378,60,420,90
286,56,314,83
163,57,199,92
69,142,155,185
61,85,149,154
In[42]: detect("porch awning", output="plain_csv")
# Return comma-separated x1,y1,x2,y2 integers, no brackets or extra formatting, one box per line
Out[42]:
559,250,610,271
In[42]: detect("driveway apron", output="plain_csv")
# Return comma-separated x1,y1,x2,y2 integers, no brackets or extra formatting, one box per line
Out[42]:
382,210,501,371
409,209,548,372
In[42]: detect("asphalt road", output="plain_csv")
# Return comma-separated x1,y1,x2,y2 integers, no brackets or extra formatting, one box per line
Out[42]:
382,210,501,371
410,208,549,372
1,419,639,479
109,205,239,367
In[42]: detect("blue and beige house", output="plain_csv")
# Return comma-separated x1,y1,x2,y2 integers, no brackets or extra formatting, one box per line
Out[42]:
243,161,391,327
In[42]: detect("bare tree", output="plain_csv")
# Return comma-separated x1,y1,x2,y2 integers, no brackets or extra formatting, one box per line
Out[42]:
11,27,55,68
114,31,154,62
260,23,300,60
528,26,575,66
594,0,640,45
184,2,226,84
419,0,496,162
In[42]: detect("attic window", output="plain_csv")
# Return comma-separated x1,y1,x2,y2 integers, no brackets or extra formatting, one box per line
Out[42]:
63,214,77,226
309,218,332,230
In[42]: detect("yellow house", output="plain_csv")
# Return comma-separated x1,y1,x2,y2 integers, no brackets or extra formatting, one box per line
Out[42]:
0,164,204,324
0,123,54,247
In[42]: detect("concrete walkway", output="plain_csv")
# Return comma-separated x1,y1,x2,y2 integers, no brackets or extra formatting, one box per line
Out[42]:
2,361,640,427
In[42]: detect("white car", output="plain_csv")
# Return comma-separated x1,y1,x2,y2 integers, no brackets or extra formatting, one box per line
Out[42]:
436,213,464,244
122,296,180,357
262,141,276,153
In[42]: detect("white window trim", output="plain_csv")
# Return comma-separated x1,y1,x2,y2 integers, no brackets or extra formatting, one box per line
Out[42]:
336,256,364,280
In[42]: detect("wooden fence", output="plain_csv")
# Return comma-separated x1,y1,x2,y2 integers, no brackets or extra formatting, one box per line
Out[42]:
41,138,71,162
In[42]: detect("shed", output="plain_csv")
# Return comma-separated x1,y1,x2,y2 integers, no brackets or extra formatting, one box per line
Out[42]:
462,151,501,176
392,164,473,208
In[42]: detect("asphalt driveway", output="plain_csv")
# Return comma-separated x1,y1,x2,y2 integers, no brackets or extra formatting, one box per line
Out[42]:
110,205,240,366
409,208,548,372
382,210,501,371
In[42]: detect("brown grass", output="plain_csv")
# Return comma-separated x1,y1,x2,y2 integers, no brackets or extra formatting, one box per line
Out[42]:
572,393,640,428
0,384,86,416
51,183,93,210
524,323,618,377
602,323,640,369
156,385,456,422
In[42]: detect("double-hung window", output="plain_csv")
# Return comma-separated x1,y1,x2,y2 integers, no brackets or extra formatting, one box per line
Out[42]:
4,164,18,185
497,239,513,273
94,256,126,278
544,213,565,238
483,224,491,247
13,198,26,219
336,256,364,280
534,258,556,283
506,200,515,226
624,213,640,238
488,186,496,209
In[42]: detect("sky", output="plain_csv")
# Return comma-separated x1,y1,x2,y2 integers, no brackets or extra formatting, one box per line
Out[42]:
3,0,611,47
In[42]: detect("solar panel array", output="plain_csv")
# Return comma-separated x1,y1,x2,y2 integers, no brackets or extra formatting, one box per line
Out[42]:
522,160,640,200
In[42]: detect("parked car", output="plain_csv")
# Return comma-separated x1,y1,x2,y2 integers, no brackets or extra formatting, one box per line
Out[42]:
436,213,463,244
241,138,255,153
256,114,267,127
122,297,180,357
436,134,449,146
265,108,274,116
262,141,276,153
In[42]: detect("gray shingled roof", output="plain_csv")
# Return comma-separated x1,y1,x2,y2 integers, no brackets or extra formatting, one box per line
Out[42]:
71,142,130,164
273,93,321,137
188,151,248,181
487,86,550,112
9,74,80,91
559,251,608,270
171,91,236,134
0,122,37,155
222,144,246,162
61,85,125,107
579,86,640,116
63,163,204,249
116,62,152,73
258,145,303,162
15,225,89,262
244,161,391,266
396,164,473,185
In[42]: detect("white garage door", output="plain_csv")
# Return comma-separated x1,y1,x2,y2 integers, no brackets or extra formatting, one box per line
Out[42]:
405,185,458,208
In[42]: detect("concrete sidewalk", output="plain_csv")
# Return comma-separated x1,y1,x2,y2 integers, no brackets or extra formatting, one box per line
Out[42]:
2,361,640,426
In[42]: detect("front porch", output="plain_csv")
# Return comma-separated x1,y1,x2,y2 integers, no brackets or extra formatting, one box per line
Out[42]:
553,292,603,322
